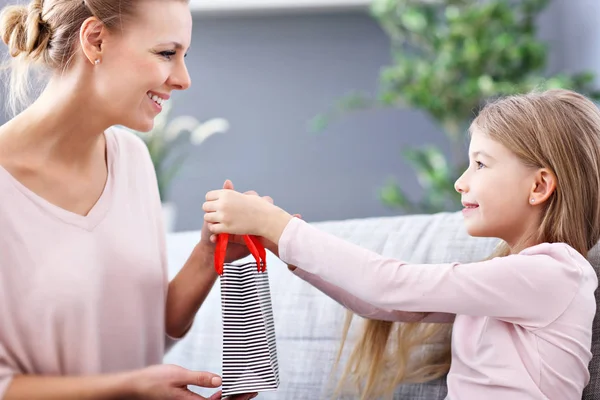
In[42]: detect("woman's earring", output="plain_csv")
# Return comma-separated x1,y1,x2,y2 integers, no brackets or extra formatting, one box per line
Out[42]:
530,198,535,204
94,59,100,65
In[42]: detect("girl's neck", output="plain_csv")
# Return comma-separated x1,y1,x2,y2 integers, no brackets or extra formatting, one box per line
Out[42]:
506,229,542,254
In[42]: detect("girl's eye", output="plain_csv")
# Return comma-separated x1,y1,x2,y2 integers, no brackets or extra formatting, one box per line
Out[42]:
476,161,486,169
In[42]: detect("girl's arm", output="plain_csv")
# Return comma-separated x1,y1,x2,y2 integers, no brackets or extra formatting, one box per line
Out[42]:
272,218,585,329
292,266,455,323
203,190,587,329
262,240,454,323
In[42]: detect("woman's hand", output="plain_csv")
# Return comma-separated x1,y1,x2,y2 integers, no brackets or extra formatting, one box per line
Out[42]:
203,189,293,244
129,364,257,400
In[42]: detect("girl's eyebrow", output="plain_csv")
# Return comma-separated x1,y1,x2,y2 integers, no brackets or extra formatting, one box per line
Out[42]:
471,150,495,160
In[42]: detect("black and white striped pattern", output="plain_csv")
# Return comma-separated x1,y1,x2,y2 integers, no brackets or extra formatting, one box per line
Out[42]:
220,262,280,397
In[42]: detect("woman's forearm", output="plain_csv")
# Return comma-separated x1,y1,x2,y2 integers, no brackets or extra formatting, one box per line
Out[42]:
4,372,135,400
165,243,218,338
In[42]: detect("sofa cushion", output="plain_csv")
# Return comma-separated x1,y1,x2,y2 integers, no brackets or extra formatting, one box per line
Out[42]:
380,212,499,264
163,218,395,399
583,245,600,400
163,211,600,399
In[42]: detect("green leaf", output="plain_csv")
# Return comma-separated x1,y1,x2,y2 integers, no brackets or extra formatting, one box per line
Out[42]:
309,114,330,133
401,9,427,33
379,179,415,211
308,91,376,133
312,0,599,214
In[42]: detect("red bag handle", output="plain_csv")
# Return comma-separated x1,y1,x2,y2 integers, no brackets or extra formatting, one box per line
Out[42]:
214,234,267,276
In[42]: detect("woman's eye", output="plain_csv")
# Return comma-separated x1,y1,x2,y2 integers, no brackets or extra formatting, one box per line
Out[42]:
159,51,177,60
476,161,485,169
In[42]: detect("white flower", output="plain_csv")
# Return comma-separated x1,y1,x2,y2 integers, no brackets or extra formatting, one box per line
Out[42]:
165,116,201,142
190,118,230,145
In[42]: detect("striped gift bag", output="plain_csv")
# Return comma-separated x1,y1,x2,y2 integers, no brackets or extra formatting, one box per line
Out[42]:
214,233,280,397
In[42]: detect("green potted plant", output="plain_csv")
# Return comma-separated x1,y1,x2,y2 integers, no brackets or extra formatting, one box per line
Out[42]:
128,101,230,231
313,0,600,213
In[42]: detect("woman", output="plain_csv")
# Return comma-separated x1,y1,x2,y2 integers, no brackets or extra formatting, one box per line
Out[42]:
0,0,256,399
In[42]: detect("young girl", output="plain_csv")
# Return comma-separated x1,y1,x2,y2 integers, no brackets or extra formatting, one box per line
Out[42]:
203,89,600,400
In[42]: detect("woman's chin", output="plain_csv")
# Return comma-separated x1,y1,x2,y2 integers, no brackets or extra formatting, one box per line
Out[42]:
122,118,155,133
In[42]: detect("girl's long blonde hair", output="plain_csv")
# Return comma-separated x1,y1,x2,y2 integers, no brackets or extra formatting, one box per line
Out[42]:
334,89,600,399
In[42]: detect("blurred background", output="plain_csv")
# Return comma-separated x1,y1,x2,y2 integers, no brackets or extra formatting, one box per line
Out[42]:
1,0,600,232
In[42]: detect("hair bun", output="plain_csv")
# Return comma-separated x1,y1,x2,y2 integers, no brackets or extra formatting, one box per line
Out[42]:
0,0,51,60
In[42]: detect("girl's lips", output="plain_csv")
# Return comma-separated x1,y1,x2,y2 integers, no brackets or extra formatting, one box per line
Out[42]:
462,203,479,215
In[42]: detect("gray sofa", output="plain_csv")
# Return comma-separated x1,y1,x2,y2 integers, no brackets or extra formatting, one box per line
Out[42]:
164,211,600,399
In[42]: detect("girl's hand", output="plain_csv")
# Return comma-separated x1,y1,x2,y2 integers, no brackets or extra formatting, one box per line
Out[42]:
203,189,293,244
198,180,273,264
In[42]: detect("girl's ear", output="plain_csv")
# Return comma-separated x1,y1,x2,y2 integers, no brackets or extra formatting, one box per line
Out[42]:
529,168,556,205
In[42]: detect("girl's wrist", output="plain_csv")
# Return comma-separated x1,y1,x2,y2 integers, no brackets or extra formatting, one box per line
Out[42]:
262,206,293,245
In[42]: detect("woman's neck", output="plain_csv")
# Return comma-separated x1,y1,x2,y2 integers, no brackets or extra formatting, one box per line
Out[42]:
0,75,112,168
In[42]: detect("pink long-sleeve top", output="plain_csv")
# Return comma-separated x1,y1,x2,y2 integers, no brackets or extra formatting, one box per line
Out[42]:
0,127,171,398
279,217,598,400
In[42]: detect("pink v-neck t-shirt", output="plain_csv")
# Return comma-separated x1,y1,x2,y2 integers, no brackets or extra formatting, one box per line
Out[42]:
0,127,170,398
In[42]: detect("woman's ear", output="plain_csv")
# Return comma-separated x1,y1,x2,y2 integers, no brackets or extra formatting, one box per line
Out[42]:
529,168,557,205
79,17,106,65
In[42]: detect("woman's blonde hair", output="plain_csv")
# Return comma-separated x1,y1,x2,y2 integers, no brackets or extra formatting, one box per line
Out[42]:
334,89,600,399
0,0,186,116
